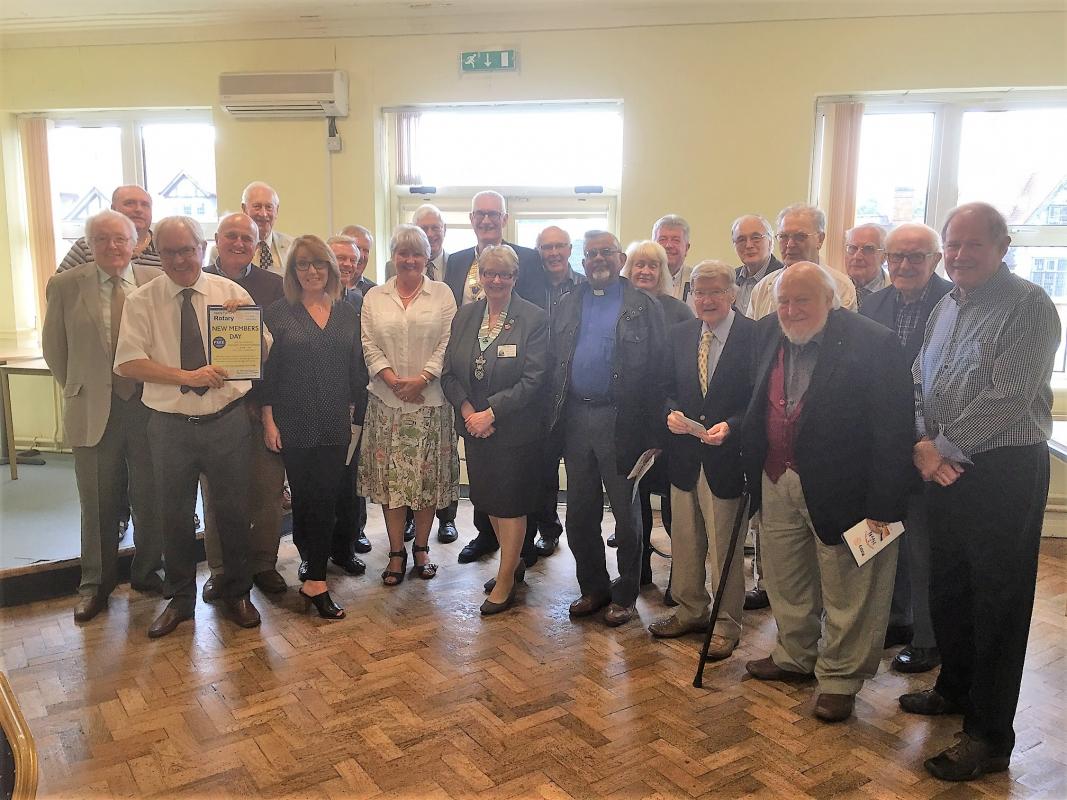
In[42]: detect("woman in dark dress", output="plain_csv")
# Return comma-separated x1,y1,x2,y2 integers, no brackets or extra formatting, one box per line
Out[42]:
261,235,368,620
441,245,550,615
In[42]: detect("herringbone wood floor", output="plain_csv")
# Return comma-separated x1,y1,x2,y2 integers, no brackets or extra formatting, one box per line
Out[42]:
1,505,1065,799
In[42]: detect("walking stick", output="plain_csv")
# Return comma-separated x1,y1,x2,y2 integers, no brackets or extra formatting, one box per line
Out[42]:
693,488,750,688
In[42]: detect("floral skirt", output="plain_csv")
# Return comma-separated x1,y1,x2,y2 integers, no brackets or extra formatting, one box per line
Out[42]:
357,394,459,511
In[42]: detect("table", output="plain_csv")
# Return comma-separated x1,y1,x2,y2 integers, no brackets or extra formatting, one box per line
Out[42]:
0,358,52,480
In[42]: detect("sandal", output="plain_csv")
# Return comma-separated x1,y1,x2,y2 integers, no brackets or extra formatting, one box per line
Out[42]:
411,545,438,580
381,549,407,586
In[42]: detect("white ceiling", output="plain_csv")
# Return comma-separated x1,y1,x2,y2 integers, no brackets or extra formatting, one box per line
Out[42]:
0,0,1060,49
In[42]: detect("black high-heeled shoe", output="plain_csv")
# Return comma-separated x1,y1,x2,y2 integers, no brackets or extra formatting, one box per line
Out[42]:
481,580,518,616
483,559,526,594
299,588,345,619
411,544,438,579
382,549,407,586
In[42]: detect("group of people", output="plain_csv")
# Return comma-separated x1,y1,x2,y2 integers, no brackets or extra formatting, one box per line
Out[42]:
42,180,1059,783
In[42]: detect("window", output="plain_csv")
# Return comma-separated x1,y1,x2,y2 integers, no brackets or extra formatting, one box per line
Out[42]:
854,113,934,226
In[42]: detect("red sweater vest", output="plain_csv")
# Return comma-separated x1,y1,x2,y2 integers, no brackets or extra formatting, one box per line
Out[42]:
764,345,804,483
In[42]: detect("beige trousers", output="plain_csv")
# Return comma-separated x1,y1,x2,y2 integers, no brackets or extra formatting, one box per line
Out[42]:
760,470,898,695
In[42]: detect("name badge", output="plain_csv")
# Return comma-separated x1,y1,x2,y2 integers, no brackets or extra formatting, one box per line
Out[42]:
497,344,517,358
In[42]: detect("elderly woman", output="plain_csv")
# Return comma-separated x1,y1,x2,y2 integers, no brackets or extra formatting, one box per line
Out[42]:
261,235,368,620
359,224,458,585
442,245,549,614
620,240,695,589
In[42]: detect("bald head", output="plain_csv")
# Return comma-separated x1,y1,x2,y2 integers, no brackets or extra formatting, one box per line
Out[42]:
536,226,573,284
110,185,152,236
774,262,836,344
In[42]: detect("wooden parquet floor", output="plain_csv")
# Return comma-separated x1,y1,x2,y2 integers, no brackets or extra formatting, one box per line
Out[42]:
2,505,1065,799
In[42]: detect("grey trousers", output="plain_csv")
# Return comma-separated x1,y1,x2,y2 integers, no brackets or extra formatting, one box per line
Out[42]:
72,393,162,596
888,492,936,648
760,470,898,695
563,402,642,607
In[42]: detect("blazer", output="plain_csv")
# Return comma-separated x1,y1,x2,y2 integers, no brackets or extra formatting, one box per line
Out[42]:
42,261,162,448
740,309,914,544
441,295,549,446
664,314,756,499
444,241,544,307
548,278,668,473
859,273,952,368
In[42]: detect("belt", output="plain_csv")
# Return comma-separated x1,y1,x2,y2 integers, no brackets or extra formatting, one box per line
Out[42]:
160,397,244,425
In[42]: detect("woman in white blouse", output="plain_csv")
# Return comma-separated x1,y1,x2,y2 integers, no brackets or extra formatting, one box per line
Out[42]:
358,224,459,585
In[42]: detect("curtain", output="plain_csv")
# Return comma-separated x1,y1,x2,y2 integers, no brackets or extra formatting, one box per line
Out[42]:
821,101,864,273
395,111,422,185
17,116,57,326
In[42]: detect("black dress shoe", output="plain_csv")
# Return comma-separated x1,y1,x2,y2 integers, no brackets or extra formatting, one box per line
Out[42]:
330,554,367,576
744,588,769,610
437,520,459,544
534,533,558,557
353,532,372,554
403,518,416,542
606,532,618,548
148,601,194,638
883,624,914,649
225,595,261,628
892,645,941,673
73,593,108,623
899,689,964,716
457,537,498,564
253,569,288,594
924,733,1010,781
663,586,679,607
131,573,164,595
201,576,222,602
297,560,310,582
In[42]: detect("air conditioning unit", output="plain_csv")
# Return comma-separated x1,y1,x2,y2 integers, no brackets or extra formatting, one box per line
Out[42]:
219,71,349,118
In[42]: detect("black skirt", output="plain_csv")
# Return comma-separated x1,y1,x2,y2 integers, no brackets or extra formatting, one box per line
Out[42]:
464,436,543,518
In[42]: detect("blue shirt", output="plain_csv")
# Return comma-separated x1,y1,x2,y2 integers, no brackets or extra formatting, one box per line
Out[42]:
570,281,622,401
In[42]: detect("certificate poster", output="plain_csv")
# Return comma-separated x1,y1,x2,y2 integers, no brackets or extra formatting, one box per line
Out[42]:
208,305,263,380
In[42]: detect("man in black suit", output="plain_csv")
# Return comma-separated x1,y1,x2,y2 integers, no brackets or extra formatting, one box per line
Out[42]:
741,262,913,723
860,223,952,674
445,190,543,563
648,261,755,659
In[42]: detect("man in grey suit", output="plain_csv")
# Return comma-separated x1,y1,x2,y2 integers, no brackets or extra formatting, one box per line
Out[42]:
42,210,165,622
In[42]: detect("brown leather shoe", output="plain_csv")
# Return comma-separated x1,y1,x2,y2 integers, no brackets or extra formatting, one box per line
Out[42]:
814,692,855,722
568,594,611,617
73,593,107,623
147,601,194,639
899,689,964,716
603,603,637,627
201,576,222,602
253,569,287,594
705,634,739,662
224,594,262,628
648,615,708,638
745,656,815,683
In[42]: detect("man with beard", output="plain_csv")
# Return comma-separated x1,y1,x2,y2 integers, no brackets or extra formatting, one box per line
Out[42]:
740,262,913,722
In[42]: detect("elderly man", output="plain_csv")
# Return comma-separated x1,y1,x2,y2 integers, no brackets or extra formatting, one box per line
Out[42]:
860,222,952,674
649,261,755,658
901,203,1060,782
58,185,160,272
339,225,379,296
732,214,782,316
530,225,586,557
387,205,448,281
331,235,367,311
200,212,288,600
740,262,913,723
653,214,693,302
747,204,858,319
42,210,164,622
845,223,889,303
548,230,667,626
446,190,543,563
115,216,263,638
241,182,292,275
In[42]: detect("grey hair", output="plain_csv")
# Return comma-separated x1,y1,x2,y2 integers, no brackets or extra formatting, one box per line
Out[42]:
85,209,136,244
584,229,621,251
412,204,444,225
241,181,279,207
846,222,888,247
621,240,671,295
941,201,1009,242
339,224,373,243
777,203,826,234
471,190,506,213
772,263,840,309
689,259,737,293
731,214,773,241
652,214,691,241
326,234,359,248
478,244,519,274
155,215,205,247
389,223,431,258
886,222,942,253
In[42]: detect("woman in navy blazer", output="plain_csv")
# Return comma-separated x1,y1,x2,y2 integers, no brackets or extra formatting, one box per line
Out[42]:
442,246,550,615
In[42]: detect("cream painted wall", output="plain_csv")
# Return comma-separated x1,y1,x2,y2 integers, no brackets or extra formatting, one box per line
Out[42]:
0,10,1065,478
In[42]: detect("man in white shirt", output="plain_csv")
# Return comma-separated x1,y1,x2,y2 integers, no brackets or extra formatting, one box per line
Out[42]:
653,214,693,302
116,215,265,638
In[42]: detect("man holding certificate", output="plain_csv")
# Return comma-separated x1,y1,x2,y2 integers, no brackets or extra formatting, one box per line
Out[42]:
116,215,265,639
739,262,913,723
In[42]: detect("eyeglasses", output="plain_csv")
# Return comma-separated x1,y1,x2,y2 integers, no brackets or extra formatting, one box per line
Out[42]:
845,244,884,257
584,247,620,260
887,251,935,265
92,235,131,247
733,233,767,245
472,210,503,220
295,259,331,271
160,246,200,259
692,288,731,299
481,271,516,281
777,232,811,243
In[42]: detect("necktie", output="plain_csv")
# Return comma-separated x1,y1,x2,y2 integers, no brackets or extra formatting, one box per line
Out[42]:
258,240,273,271
698,330,713,396
109,276,136,401
179,288,209,395
426,259,436,281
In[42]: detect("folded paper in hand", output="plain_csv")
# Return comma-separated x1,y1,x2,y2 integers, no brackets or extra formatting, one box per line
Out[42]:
842,519,904,566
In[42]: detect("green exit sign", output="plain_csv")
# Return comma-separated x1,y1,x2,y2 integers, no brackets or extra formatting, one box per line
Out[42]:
460,50,518,73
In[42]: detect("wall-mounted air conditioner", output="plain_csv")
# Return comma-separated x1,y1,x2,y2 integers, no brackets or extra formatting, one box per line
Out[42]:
219,71,349,118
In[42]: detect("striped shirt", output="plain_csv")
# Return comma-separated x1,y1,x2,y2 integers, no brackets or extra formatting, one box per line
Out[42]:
57,232,162,272
914,264,1060,460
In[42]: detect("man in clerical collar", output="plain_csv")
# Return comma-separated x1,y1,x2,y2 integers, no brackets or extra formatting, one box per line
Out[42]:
653,214,693,302
732,214,782,316
845,223,889,304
